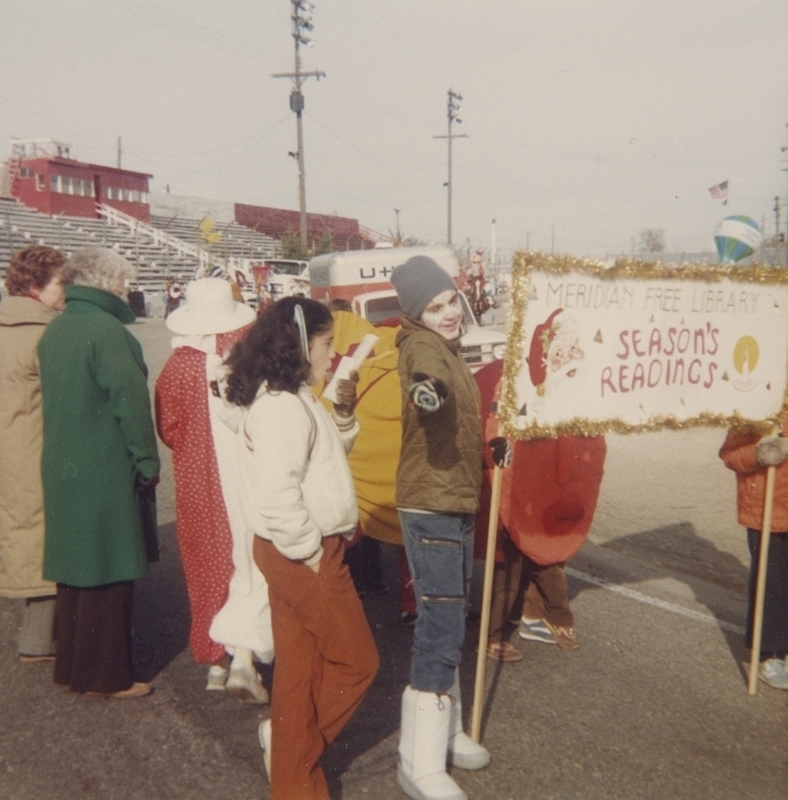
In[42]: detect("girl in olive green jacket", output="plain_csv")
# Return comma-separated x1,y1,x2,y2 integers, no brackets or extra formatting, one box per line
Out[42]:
391,255,489,800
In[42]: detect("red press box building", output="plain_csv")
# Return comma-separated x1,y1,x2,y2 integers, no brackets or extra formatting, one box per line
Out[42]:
3,138,383,249
2,138,152,222
235,203,379,251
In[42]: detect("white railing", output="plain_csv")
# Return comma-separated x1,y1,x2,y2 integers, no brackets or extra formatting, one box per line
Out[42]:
96,203,257,277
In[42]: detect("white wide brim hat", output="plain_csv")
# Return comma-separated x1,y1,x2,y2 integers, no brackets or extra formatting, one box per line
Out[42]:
166,277,256,335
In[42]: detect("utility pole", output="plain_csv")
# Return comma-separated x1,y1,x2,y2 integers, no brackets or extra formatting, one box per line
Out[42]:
117,136,122,169
490,218,497,275
394,208,401,241
273,1,325,252
434,89,468,246
781,124,788,266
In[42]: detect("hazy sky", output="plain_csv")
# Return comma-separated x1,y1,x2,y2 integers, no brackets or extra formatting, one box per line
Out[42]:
1,1,787,260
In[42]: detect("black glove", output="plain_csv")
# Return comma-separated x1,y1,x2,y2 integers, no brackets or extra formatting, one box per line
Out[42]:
489,437,512,468
136,474,160,492
409,373,449,412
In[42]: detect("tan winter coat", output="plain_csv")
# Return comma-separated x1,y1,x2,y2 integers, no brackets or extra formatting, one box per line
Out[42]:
0,295,58,598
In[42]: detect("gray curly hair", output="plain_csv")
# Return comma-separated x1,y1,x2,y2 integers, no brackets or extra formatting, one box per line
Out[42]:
62,247,136,295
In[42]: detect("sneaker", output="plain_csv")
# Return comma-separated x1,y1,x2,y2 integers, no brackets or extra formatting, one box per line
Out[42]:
258,718,272,780
758,658,788,690
486,641,523,662
226,664,269,704
206,664,229,691
518,618,557,645
543,619,580,650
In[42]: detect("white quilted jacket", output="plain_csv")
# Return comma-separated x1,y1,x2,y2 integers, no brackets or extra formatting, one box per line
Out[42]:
237,384,359,566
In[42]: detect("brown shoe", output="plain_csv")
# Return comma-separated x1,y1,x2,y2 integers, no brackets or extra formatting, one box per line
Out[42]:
19,654,56,664
486,641,523,662
85,682,152,699
542,620,580,650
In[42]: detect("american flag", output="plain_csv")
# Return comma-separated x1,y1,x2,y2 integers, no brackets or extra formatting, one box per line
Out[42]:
708,180,728,202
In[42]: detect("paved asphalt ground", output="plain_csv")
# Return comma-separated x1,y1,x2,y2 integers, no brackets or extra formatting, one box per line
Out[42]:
1,317,786,800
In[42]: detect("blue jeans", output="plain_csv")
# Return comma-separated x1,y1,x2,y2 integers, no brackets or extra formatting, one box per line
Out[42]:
399,510,474,693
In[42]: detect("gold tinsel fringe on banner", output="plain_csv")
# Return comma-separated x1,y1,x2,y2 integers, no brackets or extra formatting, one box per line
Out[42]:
499,251,788,441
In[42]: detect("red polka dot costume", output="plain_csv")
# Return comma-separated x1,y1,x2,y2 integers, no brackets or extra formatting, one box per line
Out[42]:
155,328,247,663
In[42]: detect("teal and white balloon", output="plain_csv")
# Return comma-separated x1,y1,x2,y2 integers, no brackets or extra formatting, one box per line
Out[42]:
714,216,763,263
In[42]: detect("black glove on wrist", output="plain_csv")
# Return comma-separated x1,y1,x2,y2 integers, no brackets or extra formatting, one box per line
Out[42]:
489,437,512,468
409,373,448,412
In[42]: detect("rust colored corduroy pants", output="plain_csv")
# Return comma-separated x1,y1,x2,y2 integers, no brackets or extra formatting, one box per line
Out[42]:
254,535,379,800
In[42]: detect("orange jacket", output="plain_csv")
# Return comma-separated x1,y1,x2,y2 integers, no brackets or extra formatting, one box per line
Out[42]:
719,416,788,532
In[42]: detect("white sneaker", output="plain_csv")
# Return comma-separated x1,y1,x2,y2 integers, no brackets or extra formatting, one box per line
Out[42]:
447,670,490,771
518,617,557,645
226,664,269,704
206,665,229,691
758,658,788,690
258,718,272,780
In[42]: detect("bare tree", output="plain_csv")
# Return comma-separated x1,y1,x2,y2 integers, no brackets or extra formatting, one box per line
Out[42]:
638,228,666,253
387,229,428,248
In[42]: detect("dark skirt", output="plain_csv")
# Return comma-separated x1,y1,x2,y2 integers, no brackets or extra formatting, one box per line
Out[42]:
54,581,135,693
746,529,788,659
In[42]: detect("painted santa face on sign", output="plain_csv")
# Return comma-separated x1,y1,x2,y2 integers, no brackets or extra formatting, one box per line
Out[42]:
526,314,587,407
547,324,585,380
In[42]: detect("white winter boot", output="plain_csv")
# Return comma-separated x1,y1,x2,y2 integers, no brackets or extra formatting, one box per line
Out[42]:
398,686,467,800
447,670,491,770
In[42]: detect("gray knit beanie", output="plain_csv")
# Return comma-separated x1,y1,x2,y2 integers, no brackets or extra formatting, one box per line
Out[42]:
391,256,457,320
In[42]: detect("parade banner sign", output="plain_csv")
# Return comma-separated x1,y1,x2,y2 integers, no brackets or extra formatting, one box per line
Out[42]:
499,252,788,440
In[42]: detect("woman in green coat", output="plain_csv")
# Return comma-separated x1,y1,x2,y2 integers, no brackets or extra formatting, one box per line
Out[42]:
38,247,160,699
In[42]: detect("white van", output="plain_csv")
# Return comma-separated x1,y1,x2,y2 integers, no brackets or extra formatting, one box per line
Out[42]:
308,246,506,371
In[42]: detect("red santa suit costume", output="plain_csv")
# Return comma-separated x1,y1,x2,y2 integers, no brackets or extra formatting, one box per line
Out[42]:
475,359,606,650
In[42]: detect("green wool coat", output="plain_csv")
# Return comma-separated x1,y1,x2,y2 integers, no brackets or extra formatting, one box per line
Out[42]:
38,285,160,587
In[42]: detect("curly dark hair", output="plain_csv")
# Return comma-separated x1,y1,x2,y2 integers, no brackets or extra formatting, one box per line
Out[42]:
225,296,333,406
5,246,66,296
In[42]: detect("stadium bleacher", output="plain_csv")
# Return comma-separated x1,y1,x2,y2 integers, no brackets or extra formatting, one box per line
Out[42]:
0,198,282,298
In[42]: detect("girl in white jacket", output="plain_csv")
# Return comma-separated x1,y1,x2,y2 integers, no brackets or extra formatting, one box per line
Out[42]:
224,297,379,800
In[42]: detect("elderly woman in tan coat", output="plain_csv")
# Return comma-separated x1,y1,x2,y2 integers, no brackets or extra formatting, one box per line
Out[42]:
0,246,66,663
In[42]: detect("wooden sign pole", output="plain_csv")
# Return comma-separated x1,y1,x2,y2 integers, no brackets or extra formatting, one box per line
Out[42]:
470,463,503,742
747,455,778,695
